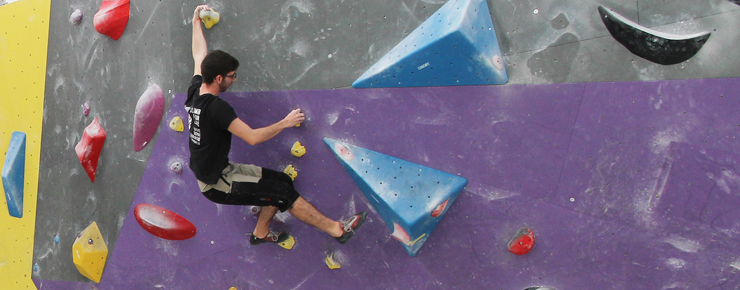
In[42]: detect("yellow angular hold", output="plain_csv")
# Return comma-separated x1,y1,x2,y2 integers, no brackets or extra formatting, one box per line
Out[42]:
278,235,295,250
283,164,297,180
229,288,238,290
169,116,184,132
325,253,341,269
199,9,220,29
291,141,306,157
72,221,108,283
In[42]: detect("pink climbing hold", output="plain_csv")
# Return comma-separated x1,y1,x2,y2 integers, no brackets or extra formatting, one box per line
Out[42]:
133,84,165,152
69,9,83,25
82,101,90,116
75,117,107,182
508,227,535,255
134,203,197,240
391,223,411,245
93,0,130,40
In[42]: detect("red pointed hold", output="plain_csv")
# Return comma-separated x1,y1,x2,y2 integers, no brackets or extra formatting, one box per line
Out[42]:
431,199,449,217
508,227,535,255
76,117,106,182
133,84,165,151
134,203,197,240
93,0,130,40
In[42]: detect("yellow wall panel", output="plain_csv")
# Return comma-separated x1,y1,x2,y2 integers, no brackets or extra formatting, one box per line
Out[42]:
0,0,51,289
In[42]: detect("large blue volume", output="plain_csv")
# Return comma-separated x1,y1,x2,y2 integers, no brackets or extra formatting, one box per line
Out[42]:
353,0,508,88
2,131,26,218
325,138,467,256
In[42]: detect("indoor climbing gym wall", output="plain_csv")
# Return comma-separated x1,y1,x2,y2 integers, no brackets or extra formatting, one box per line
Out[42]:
0,0,50,288
0,0,737,289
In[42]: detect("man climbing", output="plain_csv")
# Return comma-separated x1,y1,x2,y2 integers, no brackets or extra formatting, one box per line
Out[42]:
187,4,366,246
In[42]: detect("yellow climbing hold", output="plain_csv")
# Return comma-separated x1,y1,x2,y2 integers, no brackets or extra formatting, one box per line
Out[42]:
291,141,306,157
283,164,297,180
279,235,295,250
169,116,184,132
229,288,238,290
199,8,220,29
72,221,108,283
325,253,341,269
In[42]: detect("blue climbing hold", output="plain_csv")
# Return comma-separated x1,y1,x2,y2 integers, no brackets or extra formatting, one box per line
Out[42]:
353,0,507,88
2,132,26,218
325,138,467,256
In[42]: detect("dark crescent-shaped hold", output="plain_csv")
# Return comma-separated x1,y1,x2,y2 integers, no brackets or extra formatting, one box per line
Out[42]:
729,0,740,6
598,6,711,65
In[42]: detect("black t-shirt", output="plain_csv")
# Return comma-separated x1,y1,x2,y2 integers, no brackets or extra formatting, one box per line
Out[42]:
184,75,238,184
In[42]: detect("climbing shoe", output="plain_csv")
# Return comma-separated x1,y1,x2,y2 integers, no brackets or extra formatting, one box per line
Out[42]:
336,212,367,244
249,231,289,246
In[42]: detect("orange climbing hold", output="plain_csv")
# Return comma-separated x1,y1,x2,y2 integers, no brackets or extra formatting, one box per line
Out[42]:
508,227,535,255
93,0,130,40
75,117,106,182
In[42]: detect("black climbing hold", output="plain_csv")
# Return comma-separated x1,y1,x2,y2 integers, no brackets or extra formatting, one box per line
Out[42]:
598,6,711,65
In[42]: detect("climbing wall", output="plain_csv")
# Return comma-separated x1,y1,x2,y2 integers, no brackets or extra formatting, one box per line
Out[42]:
33,77,740,289
31,0,177,282
0,0,50,288
9,0,739,289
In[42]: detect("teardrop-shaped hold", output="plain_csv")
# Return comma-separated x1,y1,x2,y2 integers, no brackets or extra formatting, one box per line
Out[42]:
134,203,197,240
93,0,130,40
133,84,165,152
291,141,306,157
169,116,184,132
508,227,535,255
199,8,220,29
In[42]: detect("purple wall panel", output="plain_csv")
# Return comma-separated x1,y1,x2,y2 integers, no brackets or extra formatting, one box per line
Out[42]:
34,78,740,289
553,78,740,228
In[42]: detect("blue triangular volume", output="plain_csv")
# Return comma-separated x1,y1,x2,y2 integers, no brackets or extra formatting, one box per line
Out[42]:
353,0,508,88
325,138,467,256
2,131,26,218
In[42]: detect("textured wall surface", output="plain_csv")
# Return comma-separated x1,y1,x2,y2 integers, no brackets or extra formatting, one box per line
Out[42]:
9,0,740,287
0,0,50,288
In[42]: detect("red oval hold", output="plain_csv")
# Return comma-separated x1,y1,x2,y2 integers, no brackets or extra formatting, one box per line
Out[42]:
508,227,534,255
134,203,197,240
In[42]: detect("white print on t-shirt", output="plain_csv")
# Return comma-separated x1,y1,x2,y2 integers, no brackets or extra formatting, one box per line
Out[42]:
185,106,202,145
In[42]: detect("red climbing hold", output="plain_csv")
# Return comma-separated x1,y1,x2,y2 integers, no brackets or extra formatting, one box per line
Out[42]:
134,203,197,240
75,117,106,182
93,0,130,40
431,199,449,217
508,227,535,255
133,84,165,152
